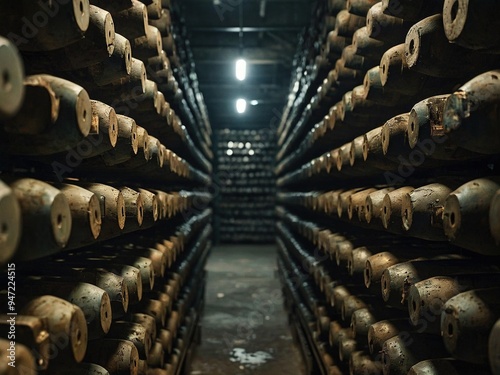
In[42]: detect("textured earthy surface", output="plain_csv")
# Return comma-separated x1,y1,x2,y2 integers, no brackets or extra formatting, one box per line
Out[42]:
188,244,304,375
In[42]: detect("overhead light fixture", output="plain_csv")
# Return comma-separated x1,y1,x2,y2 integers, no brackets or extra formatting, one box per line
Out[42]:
235,58,246,81
236,98,247,114
250,100,259,106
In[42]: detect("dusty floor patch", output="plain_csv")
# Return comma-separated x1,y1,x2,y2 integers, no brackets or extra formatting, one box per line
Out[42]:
188,245,305,375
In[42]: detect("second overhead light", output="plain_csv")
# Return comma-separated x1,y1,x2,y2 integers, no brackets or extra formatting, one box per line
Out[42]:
235,58,246,81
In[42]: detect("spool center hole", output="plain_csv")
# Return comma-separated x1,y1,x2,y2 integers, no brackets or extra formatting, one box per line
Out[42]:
1,70,12,92
409,39,415,55
450,212,456,226
76,329,82,344
1,222,7,234
412,299,417,311
447,322,454,336
450,0,459,21
57,214,63,228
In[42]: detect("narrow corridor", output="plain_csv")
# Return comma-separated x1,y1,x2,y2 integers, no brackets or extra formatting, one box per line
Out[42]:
189,245,304,375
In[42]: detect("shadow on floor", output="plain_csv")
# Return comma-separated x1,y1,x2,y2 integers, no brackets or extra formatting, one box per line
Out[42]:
188,244,305,375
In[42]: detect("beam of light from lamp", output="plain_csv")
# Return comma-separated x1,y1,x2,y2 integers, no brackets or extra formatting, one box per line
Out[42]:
235,59,246,81
236,98,247,113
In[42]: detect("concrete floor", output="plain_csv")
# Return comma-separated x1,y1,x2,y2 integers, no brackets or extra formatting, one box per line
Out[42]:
188,244,305,375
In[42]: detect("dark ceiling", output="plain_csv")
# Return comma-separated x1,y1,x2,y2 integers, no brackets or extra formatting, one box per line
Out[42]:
181,0,315,130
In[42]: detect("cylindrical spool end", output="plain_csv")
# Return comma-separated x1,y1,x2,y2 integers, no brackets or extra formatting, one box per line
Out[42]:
107,322,150,360
338,337,357,362
328,321,342,347
131,58,147,94
147,341,164,368
349,350,383,375
365,188,392,224
405,20,423,68
407,277,461,332
380,268,394,302
88,192,101,239
10,178,72,254
443,194,461,240
58,184,102,240
349,188,376,221
401,192,414,231
120,265,143,305
102,8,115,55
91,100,118,147
341,295,367,322
348,246,372,277
94,271,129,318
128,256,154,292
84,339,139,375
365,251,399,288
407,107,420,149
0,181,21,264
350,307,375,338
489,190,500,245
332,285,351,311
72,0,90,33
490,319,500,375
68,283,112,339
335,240,353,267
381,193,393,229
114,33,132,75
440,288,500,363
442,0,468,43
138,189,159,226
129,313,157,347
368,319,400,355
382,187,414,230
135,126,150,161
87,4,115,56
21,296,88,363
148,137,163,167
0,37,24,118
73,84,92,139
121,187,144,229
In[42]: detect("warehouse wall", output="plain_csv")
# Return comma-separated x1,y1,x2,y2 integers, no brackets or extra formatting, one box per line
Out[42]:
214,128,276,243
